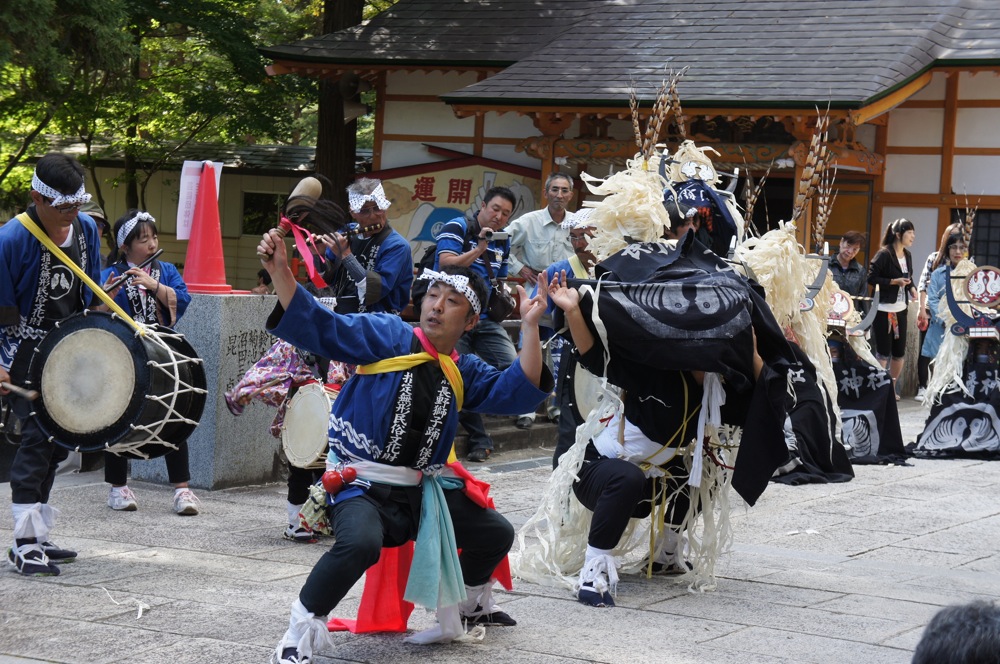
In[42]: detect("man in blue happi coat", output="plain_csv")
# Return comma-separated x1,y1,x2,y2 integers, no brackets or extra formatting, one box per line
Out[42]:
257,228,553,663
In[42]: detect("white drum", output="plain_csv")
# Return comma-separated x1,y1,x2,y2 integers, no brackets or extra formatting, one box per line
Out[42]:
281,381,337,469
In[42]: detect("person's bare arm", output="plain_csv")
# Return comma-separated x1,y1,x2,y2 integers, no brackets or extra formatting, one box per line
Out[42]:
547,271,594,355
258,231,298,310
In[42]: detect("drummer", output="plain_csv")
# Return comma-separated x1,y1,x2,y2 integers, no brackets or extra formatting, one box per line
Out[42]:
0,153,106,576
257,229,553,663
99,210,199,516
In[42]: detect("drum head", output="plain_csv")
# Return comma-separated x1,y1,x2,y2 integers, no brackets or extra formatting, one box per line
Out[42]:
28,312,150,450
282,382,331,468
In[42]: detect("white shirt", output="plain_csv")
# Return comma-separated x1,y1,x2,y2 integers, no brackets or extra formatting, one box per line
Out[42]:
506,207,575,274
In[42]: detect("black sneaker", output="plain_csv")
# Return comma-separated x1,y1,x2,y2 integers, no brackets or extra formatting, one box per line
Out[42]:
7,545,60,576
462,606,517,626
577,581,614,608
648,559,693,575
274,646,308,664
40,541,77,563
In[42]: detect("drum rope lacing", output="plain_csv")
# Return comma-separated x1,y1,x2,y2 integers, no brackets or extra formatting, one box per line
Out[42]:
110,326,206,458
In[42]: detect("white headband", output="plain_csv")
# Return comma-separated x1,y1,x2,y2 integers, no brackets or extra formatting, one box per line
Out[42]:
561,207,596,230
347,183,391,213
117,211,156,248
31,172,91,208
418,269,481,317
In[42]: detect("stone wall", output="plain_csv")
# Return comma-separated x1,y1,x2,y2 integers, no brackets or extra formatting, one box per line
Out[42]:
130,293,284,489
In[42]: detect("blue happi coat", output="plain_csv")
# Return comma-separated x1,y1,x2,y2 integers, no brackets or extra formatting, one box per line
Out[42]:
267,285,550,470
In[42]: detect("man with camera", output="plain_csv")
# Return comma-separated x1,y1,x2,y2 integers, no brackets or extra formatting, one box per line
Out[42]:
320,178,413,315
434,186,518,462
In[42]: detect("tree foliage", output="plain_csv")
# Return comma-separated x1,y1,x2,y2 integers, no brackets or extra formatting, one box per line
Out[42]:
0,0,397,213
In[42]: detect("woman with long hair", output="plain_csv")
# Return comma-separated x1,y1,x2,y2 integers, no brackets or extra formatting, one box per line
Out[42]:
920,231,968,370
867,218,917,397
914,222,963,400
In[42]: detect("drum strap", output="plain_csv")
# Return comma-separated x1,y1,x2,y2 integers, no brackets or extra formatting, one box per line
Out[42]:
356,328,464,410
14,213,143,335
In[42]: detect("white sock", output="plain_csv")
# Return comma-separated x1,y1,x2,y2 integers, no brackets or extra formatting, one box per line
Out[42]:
111,485,129,495
585,544,612,563
286,502,300,525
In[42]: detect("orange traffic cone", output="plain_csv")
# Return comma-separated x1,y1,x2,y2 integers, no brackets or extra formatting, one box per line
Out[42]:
184,161,232,293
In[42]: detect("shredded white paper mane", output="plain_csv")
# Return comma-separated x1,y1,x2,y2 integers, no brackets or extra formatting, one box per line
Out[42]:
579,154,670,263
926,258,977,405
735,222,842,446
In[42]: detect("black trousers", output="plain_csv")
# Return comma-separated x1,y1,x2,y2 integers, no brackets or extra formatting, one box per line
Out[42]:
298,484,514,616
104,440,191,486
287,464,322,505
9,401,68,505
572,445,692,550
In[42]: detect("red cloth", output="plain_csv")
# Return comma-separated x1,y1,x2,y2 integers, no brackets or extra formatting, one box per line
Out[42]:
326,464,513,633
327,544,415,633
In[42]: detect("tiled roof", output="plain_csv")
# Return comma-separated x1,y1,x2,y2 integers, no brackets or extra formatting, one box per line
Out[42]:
40,137,373,173
258,0,600,66
445,0,1000,107
262,0,1000,107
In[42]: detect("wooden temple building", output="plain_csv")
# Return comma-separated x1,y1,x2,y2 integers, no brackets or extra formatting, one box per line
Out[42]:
261,0,1000,267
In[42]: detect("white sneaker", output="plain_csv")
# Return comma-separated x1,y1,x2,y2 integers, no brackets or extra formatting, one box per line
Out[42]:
915,387,927,402
108,486,138,511
173,488,200,516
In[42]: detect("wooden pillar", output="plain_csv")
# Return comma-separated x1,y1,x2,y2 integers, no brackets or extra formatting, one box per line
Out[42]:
531,112,574,195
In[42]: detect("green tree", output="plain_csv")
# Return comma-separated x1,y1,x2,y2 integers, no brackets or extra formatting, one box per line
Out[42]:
0,0,131,208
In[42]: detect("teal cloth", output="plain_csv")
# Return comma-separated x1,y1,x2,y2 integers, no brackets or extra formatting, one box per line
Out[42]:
403,475,466,609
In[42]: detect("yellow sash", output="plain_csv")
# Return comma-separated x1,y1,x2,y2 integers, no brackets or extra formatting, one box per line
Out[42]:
15,213,143,334
357,351,464,411
569,254,590,279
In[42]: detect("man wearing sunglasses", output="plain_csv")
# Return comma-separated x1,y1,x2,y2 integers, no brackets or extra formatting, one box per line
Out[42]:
0,153,104,576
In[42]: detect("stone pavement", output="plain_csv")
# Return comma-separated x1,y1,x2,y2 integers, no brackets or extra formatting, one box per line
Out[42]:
1,397,998,664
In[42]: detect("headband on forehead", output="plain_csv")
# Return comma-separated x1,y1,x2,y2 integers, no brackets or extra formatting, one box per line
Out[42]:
117,211,156,248
31,172,91,208
418,269,481,317
561,207,596,230
347,183,391,213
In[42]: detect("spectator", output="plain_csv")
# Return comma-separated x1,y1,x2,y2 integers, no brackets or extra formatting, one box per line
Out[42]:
251,268,273,295
508,173,577,429
920,230,967,384
507,173,575,286
915,222,962,402
830,230,868,298
78,199,111,268
867,218,916,399
532,209,597,462
434,186,517,462
912,600,1000,664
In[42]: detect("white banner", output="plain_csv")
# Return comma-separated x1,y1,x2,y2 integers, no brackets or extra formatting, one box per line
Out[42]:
176,160,223,240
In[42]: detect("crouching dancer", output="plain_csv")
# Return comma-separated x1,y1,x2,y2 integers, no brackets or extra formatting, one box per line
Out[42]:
257,230,553,663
